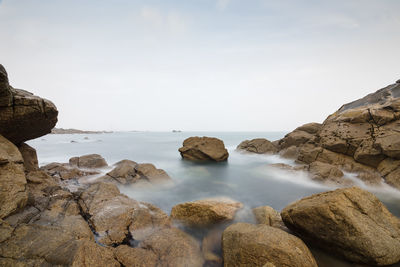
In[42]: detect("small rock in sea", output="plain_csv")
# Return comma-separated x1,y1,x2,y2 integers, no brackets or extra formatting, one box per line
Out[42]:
396,79,400,84
70,140,77,143
84,137,89,140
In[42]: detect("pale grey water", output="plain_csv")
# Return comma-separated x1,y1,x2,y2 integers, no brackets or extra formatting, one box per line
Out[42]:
28,131,400,267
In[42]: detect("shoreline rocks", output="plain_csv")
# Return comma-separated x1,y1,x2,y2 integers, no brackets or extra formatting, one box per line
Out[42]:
179,136,229,162
237,138,278,154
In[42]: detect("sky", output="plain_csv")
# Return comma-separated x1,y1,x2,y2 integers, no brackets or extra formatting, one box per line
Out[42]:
0,0,399,131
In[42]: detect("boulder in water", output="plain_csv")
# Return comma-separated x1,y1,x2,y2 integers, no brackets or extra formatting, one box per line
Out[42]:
179,136,229,162
69,154,108,168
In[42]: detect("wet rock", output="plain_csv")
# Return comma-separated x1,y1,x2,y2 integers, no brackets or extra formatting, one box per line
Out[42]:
78,182,170,245
18,143,38,172
252,206,287,230
0,65,58,144
279,145,299,159
308,161,348,185
171,197,243,227
222,222,317,267
69,154,108,168
281,187,400,266
0,135,27,219
114,245,158,267
385,168,400,189
179,136,229,162
106,160,138,184
236,138,278,154
140,227,204,267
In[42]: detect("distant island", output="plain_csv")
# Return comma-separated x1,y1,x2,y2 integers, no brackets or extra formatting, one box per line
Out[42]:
51,128,113,134
172,130,182,133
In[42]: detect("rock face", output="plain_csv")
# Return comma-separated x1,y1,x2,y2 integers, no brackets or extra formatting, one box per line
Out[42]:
0,64,58,145
0,135,28,219
171,197,243,227
179,136,229,162
237,138,278,154
69,154,108,168
18,143,39,172
281,187,400,266
222,222,317,267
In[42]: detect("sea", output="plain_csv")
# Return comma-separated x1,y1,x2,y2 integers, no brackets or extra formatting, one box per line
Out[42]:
28,131,400,267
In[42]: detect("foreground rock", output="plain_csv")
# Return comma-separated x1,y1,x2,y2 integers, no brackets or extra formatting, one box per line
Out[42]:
79,182,170,245
0,135,28,219
171,197,243,227
41,162,99,180
140,227,204,267
179,136,229,162
222,222,317,267
236,138,278,154
0,64,58,145
281,187,400,266
18,143,39,172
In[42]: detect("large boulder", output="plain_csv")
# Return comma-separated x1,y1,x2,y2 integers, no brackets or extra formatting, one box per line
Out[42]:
278,123,321,150
0,65,58,145
0,135,28,219
237,138,278,154
78,182,170,245
171,197,243,227
69,154,108,168
140,227,204,267
281,187,400,266
222,222,317,267
179,136,229,162
252,205,287,231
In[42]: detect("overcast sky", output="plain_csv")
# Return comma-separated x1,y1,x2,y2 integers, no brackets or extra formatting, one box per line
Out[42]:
0,0,399,131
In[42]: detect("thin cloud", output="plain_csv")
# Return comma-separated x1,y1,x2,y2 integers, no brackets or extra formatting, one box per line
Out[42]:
216,0,230,10
140,6,187,34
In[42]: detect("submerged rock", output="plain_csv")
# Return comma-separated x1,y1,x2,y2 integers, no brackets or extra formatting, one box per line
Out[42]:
281,187,400,266
179,136,229,162
222,222,317,267
236,138,278,154
171,197,243,227
0,64,58,145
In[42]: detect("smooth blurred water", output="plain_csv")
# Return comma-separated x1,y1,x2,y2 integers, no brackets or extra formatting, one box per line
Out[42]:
28,131,400,266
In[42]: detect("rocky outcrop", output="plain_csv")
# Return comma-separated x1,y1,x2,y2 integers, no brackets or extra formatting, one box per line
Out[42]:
69,154,108,168
0,64,58,145
41,162,99,180
0,135,28,219
222,222,318,267
78,182,170,245
281,187,400,266
179,136,229,162
239,81,400,188
237,138,278,154
171,197,243,227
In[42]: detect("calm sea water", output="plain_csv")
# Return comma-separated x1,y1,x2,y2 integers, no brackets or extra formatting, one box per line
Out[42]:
28,131,400,267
